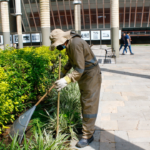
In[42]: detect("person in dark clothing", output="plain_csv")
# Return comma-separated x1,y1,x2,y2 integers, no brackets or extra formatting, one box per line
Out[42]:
122,32,134,55
119,33,126,52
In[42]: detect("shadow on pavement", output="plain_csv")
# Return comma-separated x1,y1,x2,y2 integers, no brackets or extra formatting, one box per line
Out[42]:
71,126,145,150
101,68,150,80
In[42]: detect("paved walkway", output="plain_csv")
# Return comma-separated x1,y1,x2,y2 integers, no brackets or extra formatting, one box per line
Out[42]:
71,45,150,150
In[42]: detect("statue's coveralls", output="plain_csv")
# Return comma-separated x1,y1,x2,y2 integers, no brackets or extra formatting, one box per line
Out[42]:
63,32,102,139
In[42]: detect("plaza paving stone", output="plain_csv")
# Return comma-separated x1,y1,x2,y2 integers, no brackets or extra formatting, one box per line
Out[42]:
114,131,129,142
118,120,139,130
71,45,150,150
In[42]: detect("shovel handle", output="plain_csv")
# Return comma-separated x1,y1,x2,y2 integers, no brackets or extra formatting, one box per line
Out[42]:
56,54,61,136
35,84,55,106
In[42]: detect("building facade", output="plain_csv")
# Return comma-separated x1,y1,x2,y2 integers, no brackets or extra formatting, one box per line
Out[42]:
0,0,150,45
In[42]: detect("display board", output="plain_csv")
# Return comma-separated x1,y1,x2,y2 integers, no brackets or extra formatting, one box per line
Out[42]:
13,35,18,43
81,31,90,40
23,34,30,43
91,31,100,40
101,30,111,40
0,35,3,44
31,33,40,42
119,30,122,39
10,35,12,44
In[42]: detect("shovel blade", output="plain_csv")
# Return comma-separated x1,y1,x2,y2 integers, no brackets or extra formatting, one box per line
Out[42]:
9,106,36,144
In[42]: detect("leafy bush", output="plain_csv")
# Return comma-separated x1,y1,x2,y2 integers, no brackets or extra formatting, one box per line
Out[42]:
0,122,70,150
0,46,68,133
39,83,82,140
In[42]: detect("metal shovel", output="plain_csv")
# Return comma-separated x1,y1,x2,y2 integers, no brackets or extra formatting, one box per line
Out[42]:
9,55,61,144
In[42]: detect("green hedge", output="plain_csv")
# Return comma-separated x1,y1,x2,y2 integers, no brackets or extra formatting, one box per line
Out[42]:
0,46,68,133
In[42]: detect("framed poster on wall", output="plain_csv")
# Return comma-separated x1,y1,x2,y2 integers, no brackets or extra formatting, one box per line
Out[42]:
101,30,111,40
23,34,30,43
10,35,12,44
0,35,3,45
13,35,18,43
119,30,122,39
91,31,100,40
31,33,40,42
81,31,90,40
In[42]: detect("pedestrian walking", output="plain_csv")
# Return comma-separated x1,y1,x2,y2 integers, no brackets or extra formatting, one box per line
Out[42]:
119,33,126,53
49,29,102,148
122,32,134,55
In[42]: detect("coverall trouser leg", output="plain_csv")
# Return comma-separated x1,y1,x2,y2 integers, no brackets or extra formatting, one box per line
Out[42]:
78,66,102,139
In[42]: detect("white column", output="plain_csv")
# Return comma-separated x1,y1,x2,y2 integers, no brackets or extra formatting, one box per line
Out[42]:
40,0,50,46
73,0,81,34
15,0,23,48
110,0,119,57
0,0,10,49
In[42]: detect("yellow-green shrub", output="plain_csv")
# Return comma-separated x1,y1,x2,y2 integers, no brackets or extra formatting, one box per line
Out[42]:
0,46,68,133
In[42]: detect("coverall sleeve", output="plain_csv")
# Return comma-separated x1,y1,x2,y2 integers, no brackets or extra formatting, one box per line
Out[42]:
67,41,85,82
62,59,72,74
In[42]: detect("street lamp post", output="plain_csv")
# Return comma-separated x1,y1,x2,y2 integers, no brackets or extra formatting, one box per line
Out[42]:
15,0,23,49
73,0,81,34
0,0,10,49
40,0,50,46
110,0,119,58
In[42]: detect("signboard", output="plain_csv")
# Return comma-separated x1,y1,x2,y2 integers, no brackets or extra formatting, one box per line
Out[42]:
0,35,3,45
81,31,90,40
31,33,40,42
119,30,122,39
23,34,30,43
13,35,18,43
40,33,42,42
10,35,12,44
91,31,100,40
101,30,111,40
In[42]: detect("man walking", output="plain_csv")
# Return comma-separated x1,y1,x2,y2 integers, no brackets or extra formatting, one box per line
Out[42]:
122,32,134,55
49,29,102,148
119,32,126,53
